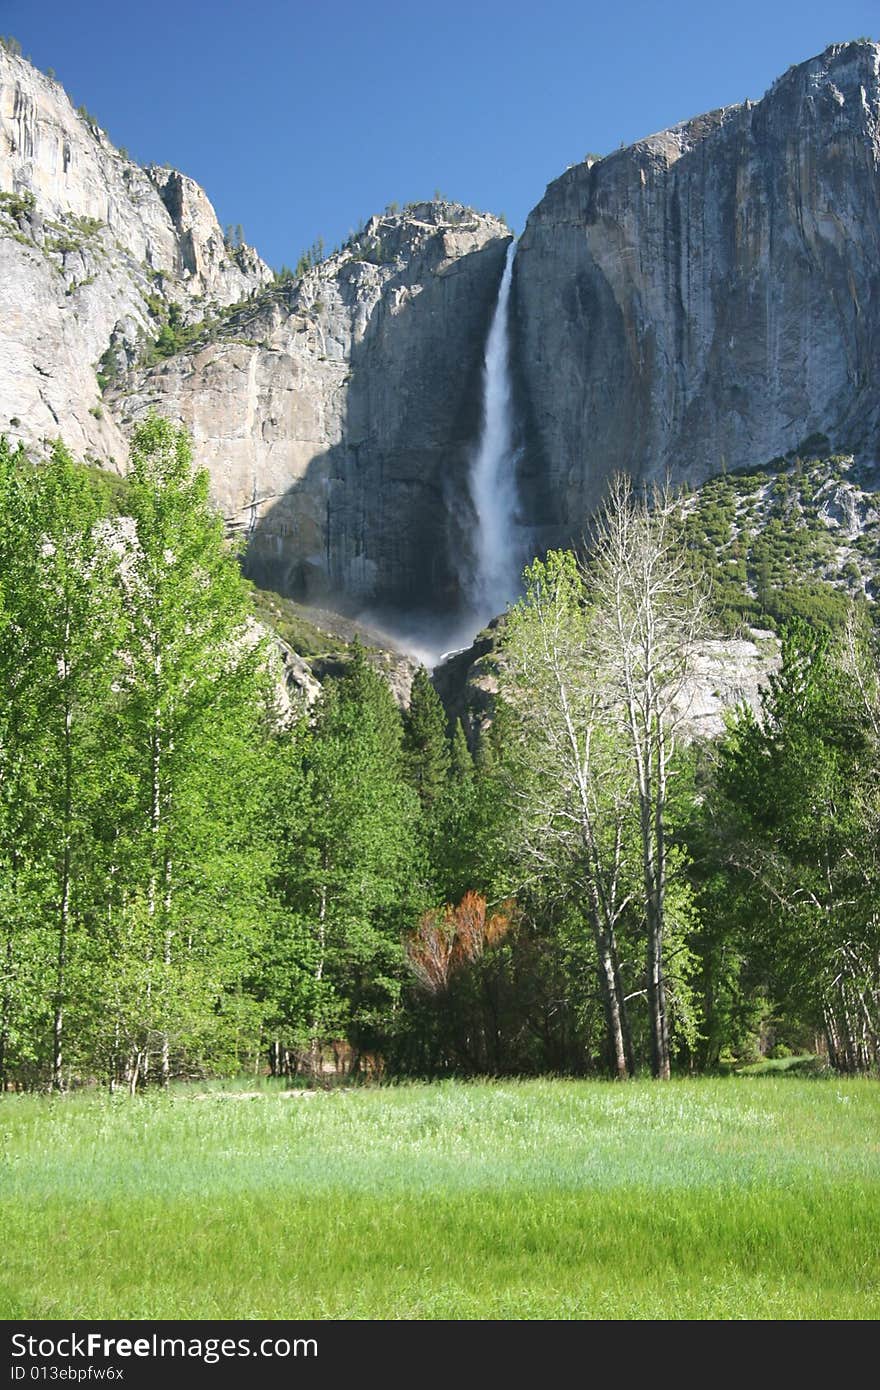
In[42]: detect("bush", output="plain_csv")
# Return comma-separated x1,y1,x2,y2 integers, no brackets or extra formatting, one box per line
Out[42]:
0,189,35,221
95,346,118,393
76,104,101,130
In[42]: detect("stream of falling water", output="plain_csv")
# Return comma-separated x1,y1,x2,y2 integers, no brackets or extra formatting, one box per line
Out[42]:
465,239,521,628
357,240,522,668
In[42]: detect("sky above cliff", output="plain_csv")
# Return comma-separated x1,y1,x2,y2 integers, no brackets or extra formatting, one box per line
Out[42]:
3,0,879,268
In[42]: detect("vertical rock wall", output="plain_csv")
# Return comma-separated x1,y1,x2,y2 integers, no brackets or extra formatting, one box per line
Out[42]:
514,40,880,550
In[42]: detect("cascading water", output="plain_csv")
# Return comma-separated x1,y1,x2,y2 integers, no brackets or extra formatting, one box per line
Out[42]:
465,240,521,627
360,240,522,668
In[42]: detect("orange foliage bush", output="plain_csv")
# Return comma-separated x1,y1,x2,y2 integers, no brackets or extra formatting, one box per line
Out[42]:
405,890,515,993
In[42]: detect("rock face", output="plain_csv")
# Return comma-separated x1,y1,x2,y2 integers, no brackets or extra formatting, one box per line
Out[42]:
0,43,510,610
119,207,511,610
514,39,880,550
5,39,880,620
670,633,780,740
433,622,780,745
0,48,271,463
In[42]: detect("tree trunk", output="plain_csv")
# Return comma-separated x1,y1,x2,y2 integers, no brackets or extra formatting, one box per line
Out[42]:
0,926,14,1091
127,1048,143,1096
824,1009,840,1073
647,904,671,1080
52,877,69,1092
53,647,73,1094
584,866,629,1078
611,945,635,1076
309,879,327,1080
161,915,172,1089
160,734,174,1088
595,928,628,1078
638,742,671,1081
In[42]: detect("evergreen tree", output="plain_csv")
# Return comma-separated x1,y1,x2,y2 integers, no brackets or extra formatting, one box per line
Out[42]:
716,617,880,1070
273,643,422,1073
429,720,485,902
403,666,451,807
449,720,473,781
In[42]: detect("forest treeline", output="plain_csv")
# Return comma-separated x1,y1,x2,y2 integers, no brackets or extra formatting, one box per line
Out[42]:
0,420,878,1089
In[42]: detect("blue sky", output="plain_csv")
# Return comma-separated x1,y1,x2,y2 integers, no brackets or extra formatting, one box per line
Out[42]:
3,0,878,269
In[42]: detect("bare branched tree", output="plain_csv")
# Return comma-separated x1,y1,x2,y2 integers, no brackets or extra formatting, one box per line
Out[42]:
502,549,636,1079
584,475,712,1079
500,477,710,1079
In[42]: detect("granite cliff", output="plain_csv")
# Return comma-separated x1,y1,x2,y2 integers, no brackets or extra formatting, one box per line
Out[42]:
118,207,511,610
0,46,510,612
514,40,880,550
0,46,271,465
3,39,880,623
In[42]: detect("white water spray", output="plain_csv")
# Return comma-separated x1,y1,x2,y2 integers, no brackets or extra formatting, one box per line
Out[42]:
359,242,523,670
466,240,521,626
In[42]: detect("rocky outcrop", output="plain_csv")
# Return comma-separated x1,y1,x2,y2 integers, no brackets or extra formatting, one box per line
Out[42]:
670,633,780,739
119,206,511,610
0,47,270,462
433,621,780,745
431,621,501,737
514,40,880,551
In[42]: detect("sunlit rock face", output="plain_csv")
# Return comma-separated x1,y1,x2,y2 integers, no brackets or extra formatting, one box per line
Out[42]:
0,46,511,611
0,47,270,464
121,207,512,611
432,620,781,746
5,39,880,622
513,40,880,551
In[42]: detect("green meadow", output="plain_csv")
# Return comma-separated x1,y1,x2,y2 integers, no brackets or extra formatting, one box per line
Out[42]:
2,1077,878,1320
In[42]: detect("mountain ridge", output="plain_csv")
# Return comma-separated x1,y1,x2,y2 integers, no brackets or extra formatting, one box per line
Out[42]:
4,38,880,620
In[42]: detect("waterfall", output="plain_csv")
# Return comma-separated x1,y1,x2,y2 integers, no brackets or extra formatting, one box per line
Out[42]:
465,240,520,626
360,241,522,670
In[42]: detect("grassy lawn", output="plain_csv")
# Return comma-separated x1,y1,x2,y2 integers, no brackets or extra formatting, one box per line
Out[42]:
1,1077,878,1319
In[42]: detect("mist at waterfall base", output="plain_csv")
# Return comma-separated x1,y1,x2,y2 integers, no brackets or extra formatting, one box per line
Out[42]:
360,243,523,671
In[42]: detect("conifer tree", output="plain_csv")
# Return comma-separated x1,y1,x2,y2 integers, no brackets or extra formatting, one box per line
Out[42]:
717,617,880,1071
449,719,473,781
403,666,451,807
274,643,421,1072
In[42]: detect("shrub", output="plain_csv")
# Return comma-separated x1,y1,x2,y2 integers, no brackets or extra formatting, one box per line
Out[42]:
95,346,118,393
0,189,35,220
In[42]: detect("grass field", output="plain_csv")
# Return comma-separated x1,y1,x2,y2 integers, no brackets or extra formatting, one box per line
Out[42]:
1,1076,878,1319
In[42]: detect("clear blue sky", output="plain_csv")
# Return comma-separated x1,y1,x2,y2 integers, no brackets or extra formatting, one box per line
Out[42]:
2,0,878,269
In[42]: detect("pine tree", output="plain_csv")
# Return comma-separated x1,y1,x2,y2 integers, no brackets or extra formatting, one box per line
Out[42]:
273,643,422,1073
403,666,451,807
449,719,473,781
717,617,880,1071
